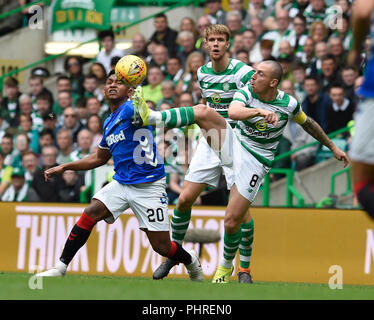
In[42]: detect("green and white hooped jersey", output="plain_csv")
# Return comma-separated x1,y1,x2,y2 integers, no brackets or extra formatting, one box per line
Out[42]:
197,59,255,124
232,86,303,167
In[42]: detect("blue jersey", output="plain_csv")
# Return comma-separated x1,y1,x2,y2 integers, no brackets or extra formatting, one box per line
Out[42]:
359,14,374,97
99,99,165,184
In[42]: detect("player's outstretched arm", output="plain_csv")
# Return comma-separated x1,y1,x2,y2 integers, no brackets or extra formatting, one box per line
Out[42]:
44,147,112,182
228,101,279,126
300,116,349,167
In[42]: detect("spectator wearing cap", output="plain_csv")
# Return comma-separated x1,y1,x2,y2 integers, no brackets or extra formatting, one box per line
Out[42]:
0,150,12,197
31,67,50,80
41,111,57,134
1,77,21,127
205,0,226,25
31,145,65,202
96,29,125,73
1,166,39,202
149,13,178,57
0,0,22,37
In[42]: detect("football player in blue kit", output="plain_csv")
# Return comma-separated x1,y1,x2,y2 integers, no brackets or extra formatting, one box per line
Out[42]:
36,70,203,280
348,0,374,220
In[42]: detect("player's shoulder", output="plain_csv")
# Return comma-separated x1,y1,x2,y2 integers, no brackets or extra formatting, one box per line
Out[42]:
275,90,300,112
233,83,254,102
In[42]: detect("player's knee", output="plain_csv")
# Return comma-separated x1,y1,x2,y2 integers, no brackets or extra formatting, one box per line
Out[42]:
177,193,195,211
224,214,241,234
84,202,107,222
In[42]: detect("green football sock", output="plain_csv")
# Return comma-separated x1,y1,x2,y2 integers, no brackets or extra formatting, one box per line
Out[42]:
221,229,242,268
239,219,254,269
170,208,191,245
160,107,195,128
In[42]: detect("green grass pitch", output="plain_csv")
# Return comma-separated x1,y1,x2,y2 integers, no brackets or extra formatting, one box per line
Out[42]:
1,272,374,300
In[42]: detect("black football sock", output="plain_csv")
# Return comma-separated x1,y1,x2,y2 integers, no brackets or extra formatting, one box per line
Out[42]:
167,241,192,265
59,212,97,265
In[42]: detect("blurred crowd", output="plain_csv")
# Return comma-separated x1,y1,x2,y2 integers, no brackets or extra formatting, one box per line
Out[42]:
0,0,365,204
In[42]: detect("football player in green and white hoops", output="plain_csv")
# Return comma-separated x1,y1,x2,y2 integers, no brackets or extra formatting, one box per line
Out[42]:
153,24,256,283
132,58,349,283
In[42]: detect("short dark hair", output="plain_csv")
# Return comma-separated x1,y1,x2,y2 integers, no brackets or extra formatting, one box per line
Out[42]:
329,83,344,91
294,13,307,25
98,28,115,41
107,69,116,78
304,75,319,84
154,13,167,20
321,54,336,64
39,128,54,138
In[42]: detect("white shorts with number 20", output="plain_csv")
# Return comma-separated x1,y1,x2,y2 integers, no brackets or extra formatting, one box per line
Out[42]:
93,177,169,231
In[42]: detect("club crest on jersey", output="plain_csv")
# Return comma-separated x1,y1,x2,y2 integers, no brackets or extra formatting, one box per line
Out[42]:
222,83,230,92
211,93,221,103
255,120,267,131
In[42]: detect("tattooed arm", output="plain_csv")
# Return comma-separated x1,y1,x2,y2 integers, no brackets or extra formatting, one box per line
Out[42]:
301,116,349,167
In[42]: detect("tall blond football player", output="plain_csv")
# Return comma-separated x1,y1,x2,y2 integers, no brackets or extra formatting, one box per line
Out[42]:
348,0,374,220
132,60,349,283
152,24,255,283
